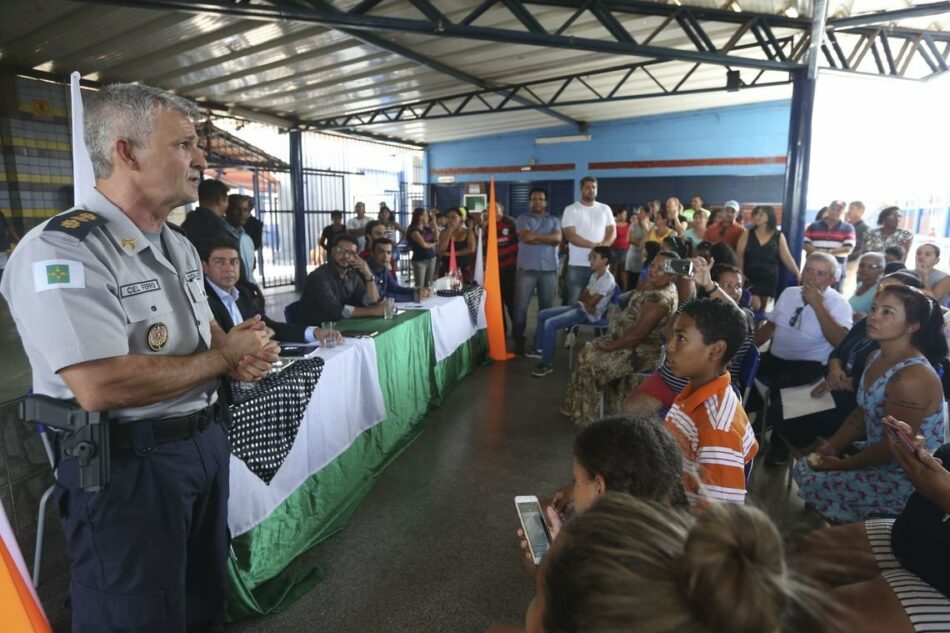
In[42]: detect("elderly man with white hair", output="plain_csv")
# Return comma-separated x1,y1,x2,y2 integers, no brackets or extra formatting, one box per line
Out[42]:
752,252,854,464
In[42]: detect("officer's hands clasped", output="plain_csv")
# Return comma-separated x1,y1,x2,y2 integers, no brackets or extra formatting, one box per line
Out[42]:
219,315,278,380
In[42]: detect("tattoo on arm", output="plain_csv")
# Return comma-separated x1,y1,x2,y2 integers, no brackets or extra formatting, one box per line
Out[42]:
892,398,928,412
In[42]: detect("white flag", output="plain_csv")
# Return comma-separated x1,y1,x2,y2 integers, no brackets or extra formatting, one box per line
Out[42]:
70,72,96,208
474,226,484,286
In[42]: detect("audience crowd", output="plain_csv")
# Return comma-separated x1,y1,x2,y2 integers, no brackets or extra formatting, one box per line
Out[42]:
181,172,950,633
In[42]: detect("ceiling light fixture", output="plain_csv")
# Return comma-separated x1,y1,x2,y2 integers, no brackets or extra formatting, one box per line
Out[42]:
781,1,799,18
722,0,742,12
535,133,592,144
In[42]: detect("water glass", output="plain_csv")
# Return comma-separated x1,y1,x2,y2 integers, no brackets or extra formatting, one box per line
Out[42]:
384,298,396,320
321,321,336,349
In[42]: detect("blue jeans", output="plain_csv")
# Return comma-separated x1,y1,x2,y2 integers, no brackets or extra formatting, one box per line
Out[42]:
512,269,557,344
565,265,589,305
533,305,589,365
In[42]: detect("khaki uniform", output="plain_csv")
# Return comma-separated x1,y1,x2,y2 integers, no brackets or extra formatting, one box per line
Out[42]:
1,188,217,421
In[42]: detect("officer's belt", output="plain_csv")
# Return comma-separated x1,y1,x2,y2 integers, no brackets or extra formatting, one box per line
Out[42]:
109,402,223,455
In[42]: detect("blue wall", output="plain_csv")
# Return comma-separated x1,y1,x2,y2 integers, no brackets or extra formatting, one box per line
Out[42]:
427,100,792,190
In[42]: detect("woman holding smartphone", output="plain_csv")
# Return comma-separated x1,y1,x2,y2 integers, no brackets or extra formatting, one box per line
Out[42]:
793,285,947,524
796,423,950,633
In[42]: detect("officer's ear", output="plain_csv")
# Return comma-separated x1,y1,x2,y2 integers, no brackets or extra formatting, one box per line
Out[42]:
114,138,139,171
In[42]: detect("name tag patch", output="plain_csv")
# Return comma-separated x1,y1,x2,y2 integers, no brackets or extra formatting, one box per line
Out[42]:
120,279,161,298
184,270,201,282
33,259,85,292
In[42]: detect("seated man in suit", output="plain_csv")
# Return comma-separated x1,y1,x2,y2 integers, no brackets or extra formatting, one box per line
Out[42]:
368,238,432,302
300,234,385,324
201,234,341,345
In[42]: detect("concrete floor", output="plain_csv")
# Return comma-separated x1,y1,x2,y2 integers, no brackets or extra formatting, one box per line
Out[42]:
2,288,815,633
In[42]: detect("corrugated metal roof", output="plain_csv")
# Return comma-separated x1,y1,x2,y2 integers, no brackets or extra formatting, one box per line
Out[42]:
0,0,946,145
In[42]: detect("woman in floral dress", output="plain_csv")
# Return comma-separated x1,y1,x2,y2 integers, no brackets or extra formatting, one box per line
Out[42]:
562,252,679,427
863,207,913,261
794,285,947,524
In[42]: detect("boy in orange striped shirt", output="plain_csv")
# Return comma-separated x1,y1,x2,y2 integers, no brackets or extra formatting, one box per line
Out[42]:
663,298,758,504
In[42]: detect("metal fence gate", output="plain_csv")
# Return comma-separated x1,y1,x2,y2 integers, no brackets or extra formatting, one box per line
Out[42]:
250,169,346,289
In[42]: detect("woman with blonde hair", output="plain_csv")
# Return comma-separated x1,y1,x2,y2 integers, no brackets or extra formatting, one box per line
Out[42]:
523,494,820,633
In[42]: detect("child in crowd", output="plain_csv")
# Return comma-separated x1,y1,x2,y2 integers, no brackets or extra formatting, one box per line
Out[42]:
527,246,615,377
490,416,690,633
536,415,687,544
884,245,905,264
663,298,758,505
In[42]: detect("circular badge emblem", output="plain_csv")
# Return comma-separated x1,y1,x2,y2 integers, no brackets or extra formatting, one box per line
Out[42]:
146,322,169,352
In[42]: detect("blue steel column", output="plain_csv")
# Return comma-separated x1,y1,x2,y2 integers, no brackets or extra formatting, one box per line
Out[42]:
780,68,815,270
780,0,826,290
289,129,308,289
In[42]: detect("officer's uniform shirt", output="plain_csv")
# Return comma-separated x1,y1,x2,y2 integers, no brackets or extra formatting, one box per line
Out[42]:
0,188,218,422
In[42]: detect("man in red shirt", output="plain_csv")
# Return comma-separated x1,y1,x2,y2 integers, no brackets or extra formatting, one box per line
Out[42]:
703,200,746,250
479,202,519,328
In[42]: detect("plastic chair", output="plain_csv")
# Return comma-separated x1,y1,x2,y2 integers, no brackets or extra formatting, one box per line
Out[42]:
284,300,301,324
568,284,622,370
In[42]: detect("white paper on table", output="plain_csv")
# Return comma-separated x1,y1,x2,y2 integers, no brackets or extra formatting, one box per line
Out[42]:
780,382,836,420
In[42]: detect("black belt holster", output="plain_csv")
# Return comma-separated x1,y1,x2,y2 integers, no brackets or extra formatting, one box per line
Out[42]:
21,395,110,492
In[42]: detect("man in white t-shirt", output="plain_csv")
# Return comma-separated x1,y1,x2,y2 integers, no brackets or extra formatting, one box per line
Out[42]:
561,176,616,305
753,251,853,463
347,201,370,251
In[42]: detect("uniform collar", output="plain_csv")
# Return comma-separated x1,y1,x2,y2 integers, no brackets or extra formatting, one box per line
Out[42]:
90,188,180,260
86,188,149,257
674,373,732,415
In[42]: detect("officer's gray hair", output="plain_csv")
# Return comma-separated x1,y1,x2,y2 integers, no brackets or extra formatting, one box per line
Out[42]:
805,251,841,280
84,83,200,180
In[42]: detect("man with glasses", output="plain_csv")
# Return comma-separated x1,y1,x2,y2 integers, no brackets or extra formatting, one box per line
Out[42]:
752,252,853,464
300,234,384,324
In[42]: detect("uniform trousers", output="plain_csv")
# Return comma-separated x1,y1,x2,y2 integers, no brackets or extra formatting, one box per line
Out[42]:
56,419,230,633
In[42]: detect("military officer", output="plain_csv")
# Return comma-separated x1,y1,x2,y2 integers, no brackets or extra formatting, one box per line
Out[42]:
0,84,277,632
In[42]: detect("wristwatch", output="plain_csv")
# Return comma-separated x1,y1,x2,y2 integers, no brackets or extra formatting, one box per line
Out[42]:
704,282,718,294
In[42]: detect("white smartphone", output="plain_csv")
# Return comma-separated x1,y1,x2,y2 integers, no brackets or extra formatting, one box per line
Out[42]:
514,495,552,565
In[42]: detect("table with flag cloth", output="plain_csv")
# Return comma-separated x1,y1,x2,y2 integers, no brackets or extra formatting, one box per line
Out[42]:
225,294,487,619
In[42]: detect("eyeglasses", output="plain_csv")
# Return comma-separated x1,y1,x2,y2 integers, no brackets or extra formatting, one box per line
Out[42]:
789,306,804,329
334,246,358,257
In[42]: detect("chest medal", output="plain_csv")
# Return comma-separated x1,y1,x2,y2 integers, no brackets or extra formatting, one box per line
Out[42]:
146,322,169,352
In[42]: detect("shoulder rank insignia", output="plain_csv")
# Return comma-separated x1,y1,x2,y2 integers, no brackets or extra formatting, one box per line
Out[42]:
44,210,107,240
